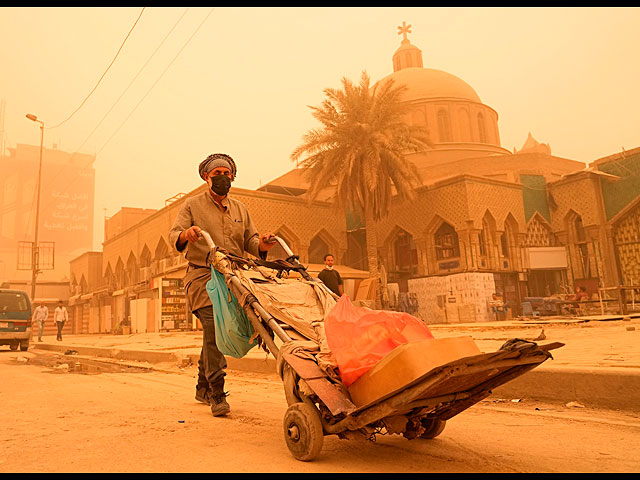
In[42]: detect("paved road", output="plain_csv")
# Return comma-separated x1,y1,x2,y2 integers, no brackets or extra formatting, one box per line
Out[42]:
1,349,639,473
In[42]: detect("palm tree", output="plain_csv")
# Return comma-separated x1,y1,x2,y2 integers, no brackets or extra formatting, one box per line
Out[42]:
291,71,432,301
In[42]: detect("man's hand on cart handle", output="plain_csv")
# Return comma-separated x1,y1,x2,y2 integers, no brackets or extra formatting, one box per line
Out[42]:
182,225,203,243
259,233,277,251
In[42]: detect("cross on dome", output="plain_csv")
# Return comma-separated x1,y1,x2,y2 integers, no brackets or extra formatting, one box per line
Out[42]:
397,21,412,43
392,21,422,71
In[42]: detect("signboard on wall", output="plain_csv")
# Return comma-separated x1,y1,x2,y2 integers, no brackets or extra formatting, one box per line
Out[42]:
524,247,568,269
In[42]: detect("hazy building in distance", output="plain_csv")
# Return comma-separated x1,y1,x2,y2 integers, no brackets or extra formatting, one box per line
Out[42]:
0,143,95,290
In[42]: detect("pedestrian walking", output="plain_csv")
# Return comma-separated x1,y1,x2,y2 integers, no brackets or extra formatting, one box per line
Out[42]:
33,302,48,342
169,153,276,416
53,300,68,341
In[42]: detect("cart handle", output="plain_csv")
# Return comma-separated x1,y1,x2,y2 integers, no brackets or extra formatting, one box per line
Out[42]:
199,230,294,258
268,236,295,258
199,230,315,282
199,230,216,250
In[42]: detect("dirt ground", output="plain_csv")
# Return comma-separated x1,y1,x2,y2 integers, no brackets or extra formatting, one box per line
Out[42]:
1,349,639,473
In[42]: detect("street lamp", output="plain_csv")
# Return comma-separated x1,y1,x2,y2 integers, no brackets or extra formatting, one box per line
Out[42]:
25,113,44,302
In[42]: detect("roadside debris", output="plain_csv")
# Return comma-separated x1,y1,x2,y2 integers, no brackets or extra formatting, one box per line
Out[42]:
177,357,192,368
533,329,546,341
565,401,585,408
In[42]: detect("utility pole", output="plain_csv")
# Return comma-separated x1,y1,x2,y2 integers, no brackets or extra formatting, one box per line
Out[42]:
0,99,6,156
26,113,44,301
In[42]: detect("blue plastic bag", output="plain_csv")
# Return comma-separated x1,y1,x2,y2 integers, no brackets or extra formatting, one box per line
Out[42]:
206,268,257,358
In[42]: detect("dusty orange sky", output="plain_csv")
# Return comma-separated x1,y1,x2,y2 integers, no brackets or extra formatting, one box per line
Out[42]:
1,7,639,250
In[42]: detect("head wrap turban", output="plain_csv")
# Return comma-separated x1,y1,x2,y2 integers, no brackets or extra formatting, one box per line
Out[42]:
198,153,237,180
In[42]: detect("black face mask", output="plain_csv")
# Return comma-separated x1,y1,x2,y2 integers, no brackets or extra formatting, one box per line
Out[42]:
209,174,231,196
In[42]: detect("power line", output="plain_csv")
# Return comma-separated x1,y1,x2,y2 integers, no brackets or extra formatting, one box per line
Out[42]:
48,7,146,130
96,7,214,155
71,8,190,157
39,8,190,220
35,8,215,228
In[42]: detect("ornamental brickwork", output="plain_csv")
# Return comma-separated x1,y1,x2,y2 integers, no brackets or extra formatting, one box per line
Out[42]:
612,197,640,286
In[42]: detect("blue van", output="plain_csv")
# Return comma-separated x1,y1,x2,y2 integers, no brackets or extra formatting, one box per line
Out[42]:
0,289,32,351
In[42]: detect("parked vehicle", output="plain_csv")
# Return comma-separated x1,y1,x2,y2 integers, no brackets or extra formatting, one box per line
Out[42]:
0,289,32,351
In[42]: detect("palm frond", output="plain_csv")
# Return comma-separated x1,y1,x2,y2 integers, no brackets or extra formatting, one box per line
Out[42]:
292,70,431,220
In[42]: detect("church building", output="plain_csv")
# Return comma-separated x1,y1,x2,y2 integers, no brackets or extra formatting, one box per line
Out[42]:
67,24,640,332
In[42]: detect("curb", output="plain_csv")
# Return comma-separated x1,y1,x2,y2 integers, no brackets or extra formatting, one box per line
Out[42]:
184,352,277,375
33,343,278,374
33,343,183,365
492,366,640,413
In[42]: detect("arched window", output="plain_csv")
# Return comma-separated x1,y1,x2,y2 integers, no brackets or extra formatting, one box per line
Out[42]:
459,108,471,142
139,245,152,268
435,222,459,260
574,216,586,242
479,212,497,267
309,235,330,265
115,259,125,289
502,215,519,260
572,214,589,277
437,109,452,142
154,237,169,261
479,226,489,257
477,112,487,143
501,232,510,258
104,264,116,289
126,253,138,285
479,215,494,258
393,229,418,273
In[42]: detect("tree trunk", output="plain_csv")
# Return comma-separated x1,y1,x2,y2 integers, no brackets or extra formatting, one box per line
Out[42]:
364,202,381,309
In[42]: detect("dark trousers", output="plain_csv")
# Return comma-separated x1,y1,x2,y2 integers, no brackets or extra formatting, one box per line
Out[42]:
194,306,227,389
56,321,64,341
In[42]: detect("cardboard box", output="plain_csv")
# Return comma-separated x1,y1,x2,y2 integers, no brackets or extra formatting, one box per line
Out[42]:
347,336,481,409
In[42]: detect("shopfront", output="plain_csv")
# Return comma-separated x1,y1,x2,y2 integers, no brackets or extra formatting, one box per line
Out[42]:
522,246,569,297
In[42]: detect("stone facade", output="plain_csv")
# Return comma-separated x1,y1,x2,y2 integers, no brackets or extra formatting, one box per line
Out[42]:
68,183,358,333
67,27,640,331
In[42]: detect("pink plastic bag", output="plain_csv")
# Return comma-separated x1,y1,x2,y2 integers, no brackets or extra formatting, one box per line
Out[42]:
324,295,434,387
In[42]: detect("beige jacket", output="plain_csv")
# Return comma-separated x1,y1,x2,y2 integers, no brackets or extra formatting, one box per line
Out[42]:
168,191,263,312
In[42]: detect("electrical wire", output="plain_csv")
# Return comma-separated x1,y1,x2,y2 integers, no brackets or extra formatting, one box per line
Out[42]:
47,7,146,130
38,8,191,222
96,7,214,155
34,8,215,227
71,8,190,159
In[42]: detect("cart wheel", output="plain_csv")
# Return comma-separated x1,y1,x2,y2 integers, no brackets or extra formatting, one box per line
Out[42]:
283,402,324,461
9,342,18,351
420,417,446,439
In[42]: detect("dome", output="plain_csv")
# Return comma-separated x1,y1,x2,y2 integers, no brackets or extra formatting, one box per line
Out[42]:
378,67,482,104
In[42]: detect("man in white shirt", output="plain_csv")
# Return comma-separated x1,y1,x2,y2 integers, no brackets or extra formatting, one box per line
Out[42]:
33,302,49,342
54,300,68,341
